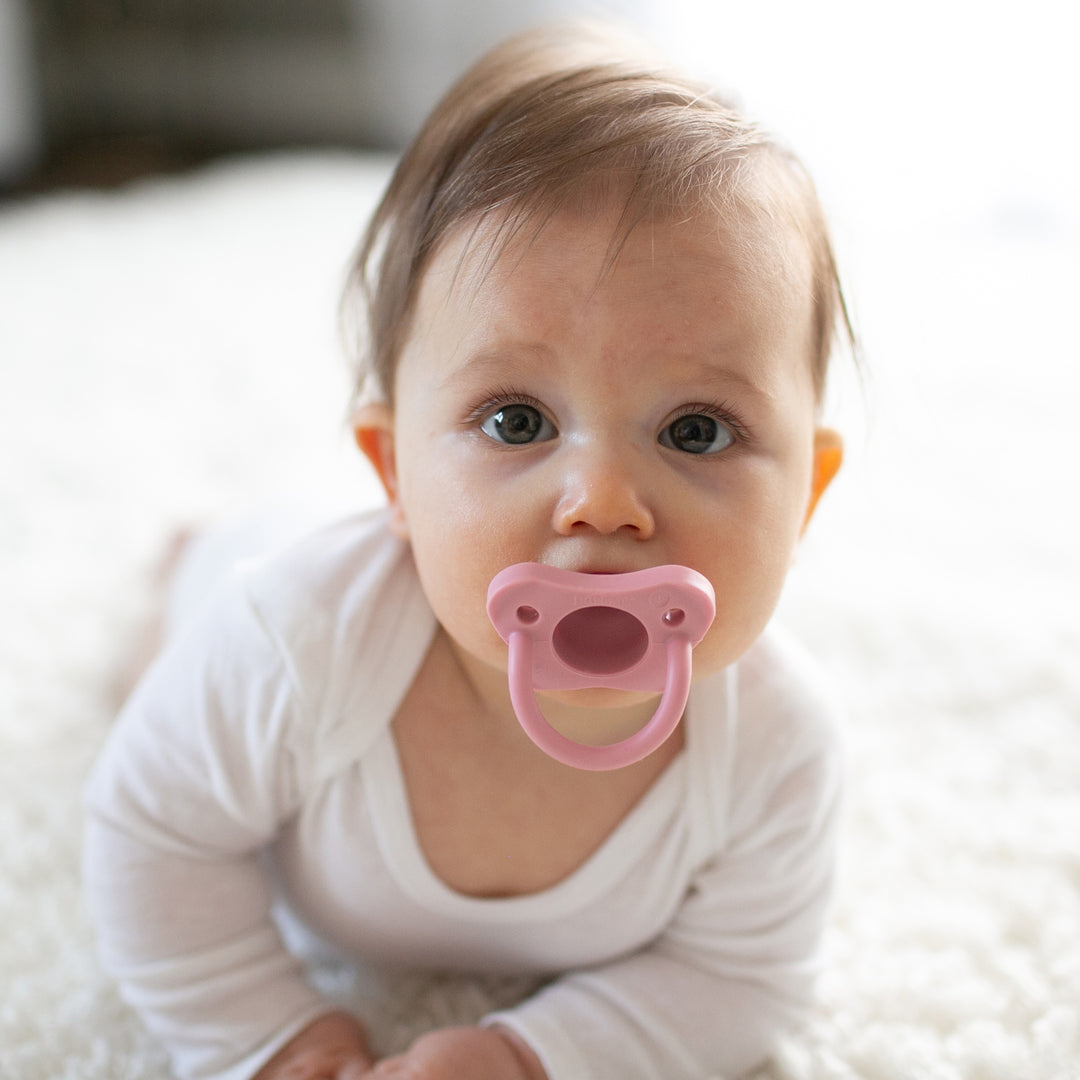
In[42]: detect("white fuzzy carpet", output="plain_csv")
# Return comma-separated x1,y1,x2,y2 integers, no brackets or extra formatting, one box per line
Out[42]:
1,153,1077,1079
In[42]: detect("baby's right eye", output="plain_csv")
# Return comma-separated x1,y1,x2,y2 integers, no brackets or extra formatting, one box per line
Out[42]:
480,403,556,445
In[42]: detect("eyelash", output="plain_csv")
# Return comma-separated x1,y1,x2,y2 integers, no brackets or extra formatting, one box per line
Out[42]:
464,390,752,448
668,400,752,447
464,387,549,428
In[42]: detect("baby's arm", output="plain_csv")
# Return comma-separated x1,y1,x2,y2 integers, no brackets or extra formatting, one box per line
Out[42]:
83,812,338,1077
84,583,348,1079
484,715,842,1080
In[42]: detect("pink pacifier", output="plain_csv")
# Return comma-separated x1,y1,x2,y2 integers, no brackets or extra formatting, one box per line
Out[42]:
486,564,715,771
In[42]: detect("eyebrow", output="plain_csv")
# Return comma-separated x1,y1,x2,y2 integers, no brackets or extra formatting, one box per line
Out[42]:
437,346,553,391
693,364,779,406
440,343,780,406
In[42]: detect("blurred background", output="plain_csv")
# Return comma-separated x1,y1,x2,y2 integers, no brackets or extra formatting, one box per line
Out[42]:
2,0,1076,233
2,0,654,189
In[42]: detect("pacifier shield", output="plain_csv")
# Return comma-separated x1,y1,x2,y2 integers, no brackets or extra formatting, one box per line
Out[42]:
486,563,715,771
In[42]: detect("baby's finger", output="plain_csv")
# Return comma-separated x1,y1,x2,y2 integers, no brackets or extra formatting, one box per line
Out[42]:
338,1060,376,1080
368,1055,416,1078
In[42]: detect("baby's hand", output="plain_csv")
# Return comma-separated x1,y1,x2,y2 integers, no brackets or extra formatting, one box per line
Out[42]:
369,1026,547,1080
252,1010,374,1080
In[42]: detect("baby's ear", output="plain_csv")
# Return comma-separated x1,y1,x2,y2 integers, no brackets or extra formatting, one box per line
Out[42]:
353,402,409,538
802,428,843,533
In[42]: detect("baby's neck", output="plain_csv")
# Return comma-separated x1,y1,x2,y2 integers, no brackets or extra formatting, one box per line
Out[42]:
391,627,684,898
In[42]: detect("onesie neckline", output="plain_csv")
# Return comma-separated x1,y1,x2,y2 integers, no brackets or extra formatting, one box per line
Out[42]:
363,708,695,923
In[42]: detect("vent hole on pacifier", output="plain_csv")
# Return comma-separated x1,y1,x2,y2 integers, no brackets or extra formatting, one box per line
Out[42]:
516,605,540,625
662,608,685,627
552,606,649,676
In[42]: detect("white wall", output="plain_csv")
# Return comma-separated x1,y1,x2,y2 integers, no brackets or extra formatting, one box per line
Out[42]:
354,0,1078,255
641,0,1078,235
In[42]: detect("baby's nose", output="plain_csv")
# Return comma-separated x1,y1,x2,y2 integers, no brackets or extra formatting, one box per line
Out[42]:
551,447,656,538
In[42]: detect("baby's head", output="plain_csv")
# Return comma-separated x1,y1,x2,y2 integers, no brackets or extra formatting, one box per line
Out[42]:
348,23,849,709
345,21,849,410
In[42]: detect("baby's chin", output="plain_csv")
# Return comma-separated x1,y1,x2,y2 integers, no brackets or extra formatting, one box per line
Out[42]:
533,686,665,747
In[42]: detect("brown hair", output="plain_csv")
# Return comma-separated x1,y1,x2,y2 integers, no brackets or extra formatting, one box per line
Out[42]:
344,22,852,405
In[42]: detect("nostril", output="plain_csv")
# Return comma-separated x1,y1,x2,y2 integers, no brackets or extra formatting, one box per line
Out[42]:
569,519,643,534
554,481,655,539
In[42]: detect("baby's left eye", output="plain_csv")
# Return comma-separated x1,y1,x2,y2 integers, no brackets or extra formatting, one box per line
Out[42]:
479,402,556,445
660,413,735,455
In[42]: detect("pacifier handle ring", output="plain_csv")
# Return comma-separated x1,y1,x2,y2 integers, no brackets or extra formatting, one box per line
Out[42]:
507,631,693,771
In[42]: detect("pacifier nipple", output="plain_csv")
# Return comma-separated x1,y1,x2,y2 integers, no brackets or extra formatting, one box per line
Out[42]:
553,606,649,674
486,564,715,771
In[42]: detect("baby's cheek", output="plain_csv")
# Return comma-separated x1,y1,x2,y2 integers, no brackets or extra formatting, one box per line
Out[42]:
696,578,781,674
417,554,505,659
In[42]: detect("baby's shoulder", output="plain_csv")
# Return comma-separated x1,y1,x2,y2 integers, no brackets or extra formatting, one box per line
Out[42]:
691,624,841,791
735,624,841,743
688,625,843,855
237,510,436,765
241,509,413,636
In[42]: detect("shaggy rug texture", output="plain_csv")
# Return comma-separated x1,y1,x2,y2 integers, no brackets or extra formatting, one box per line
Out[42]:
1,153,1077,1079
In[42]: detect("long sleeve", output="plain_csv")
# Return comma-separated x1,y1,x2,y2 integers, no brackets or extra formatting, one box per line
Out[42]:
485,640,843,1080
83,581,332,1080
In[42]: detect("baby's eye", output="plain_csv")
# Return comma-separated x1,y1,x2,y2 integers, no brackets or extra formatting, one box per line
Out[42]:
480,403,556,445
660,413,735,455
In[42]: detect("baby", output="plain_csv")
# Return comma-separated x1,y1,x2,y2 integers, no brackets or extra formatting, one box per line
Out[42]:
85,22,849,1080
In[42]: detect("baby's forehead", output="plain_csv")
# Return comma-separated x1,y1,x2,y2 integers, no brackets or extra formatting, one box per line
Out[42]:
429,193,816,315
400,197,820,409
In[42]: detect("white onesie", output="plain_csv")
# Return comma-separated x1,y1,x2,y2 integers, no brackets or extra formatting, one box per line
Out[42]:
84,510,842,1080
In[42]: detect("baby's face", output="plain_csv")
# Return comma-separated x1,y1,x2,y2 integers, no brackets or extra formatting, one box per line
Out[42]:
374,201,830,707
